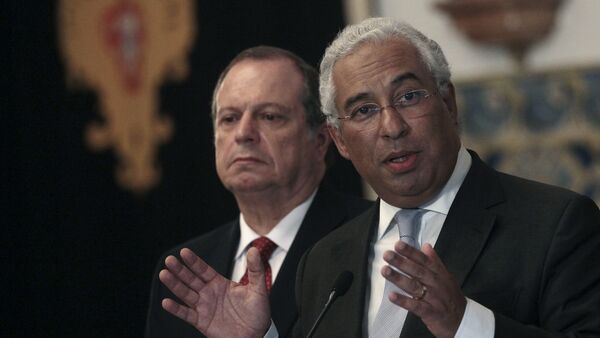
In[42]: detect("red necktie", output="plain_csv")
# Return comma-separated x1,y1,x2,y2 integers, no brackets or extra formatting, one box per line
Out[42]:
239,236,278,292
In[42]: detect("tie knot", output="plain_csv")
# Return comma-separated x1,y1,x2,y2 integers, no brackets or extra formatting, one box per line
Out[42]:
251,236,277,262
393,208,423,248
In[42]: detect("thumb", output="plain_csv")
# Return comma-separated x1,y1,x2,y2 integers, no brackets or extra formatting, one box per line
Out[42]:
246,247,267,294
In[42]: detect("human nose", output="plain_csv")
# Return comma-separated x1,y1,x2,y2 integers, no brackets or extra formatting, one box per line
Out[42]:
379,105,409,139
234,113,259,143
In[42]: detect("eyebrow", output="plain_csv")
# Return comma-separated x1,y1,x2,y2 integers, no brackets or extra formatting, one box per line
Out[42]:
342,72,420,112
217,102,290,116
255,102,291,112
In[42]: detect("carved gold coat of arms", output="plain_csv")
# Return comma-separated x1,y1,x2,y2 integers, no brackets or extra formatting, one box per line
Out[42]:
58,0,195,193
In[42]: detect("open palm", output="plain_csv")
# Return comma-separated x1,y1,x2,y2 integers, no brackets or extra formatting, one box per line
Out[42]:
160,248,271,338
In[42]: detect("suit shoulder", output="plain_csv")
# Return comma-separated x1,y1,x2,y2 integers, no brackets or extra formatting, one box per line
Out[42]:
319,186,373,217
489,170,600,228
497,171,591,206
156,220,238,260
468,150,597,212
340,193,373,216
309,204,375,253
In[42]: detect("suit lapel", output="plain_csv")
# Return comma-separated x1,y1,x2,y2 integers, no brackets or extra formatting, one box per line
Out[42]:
435,153,504,286
401,152,504,338
203,222,240,278
324,203,379,337
271,186,359,337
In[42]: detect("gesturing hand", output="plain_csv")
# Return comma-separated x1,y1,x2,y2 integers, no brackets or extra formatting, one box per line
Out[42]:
159,247,271,338
382,242,466,338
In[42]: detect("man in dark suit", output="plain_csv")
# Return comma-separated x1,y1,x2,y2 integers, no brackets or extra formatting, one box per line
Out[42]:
145,46,370,338
157,19,600,338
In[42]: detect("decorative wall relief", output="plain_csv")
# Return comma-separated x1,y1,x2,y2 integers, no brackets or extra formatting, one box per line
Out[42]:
436,0,564,63
457,67,600,204
58,0,196,193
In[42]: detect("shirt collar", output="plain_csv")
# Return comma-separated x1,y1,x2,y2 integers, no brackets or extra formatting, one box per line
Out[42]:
377,145,472,240
235,189,318,260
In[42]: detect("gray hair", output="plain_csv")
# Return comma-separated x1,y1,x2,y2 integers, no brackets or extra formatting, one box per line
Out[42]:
319,17,451,128
211,45,324,131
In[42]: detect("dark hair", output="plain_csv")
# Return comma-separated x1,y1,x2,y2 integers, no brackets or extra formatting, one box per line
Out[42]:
211,46,324,131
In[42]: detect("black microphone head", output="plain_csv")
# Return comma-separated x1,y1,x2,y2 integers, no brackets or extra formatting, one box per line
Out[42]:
332,271,353,296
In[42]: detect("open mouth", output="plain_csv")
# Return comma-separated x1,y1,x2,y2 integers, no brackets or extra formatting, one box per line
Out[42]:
389,154,411,163
386,151,416,163
385,151,419,172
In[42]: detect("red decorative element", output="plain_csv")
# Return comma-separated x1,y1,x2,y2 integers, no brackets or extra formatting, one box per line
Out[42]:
239,237,278,292
102,1,145,93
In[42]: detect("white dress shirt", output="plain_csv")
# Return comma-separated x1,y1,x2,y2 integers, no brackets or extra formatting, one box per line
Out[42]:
366,145,495,337
230,189,317,284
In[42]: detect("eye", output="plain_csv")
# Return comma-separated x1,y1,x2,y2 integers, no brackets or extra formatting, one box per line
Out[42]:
262,113,278,121
257,110,289,127
260,112,284,122
350,104,379,120
217,113,239,126
396,90,424,107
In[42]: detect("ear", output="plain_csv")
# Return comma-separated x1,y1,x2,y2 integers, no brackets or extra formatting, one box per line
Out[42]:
313,124,331,160
441,82,459,125
328,125,351,160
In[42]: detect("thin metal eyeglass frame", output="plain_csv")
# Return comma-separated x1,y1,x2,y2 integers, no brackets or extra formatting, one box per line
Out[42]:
336,89,432,122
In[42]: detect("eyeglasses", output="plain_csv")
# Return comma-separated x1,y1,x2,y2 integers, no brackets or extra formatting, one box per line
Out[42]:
337,89,432,130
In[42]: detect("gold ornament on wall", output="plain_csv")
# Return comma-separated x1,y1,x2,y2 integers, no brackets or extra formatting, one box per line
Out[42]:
58,0,196,193
436,0,564,64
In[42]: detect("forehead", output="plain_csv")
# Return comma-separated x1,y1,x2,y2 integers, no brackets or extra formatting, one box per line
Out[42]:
332,38,432,103
217,58,304,106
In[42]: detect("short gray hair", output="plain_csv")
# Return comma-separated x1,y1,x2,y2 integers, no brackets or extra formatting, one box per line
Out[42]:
211,46,324,131
319,17,451,128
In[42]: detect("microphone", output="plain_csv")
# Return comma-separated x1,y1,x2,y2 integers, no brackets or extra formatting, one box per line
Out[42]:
306,271,353,338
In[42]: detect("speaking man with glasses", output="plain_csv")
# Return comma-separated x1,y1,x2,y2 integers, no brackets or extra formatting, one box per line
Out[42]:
157,18,600,338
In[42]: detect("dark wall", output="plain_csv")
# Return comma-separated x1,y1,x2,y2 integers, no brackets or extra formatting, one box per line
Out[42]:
6,1,361,337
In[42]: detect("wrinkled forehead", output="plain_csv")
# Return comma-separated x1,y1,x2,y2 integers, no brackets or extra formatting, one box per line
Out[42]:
223,58,300,88
217,58,304,106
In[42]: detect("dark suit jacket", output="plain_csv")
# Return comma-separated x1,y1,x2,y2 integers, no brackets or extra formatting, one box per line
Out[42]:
295,152,600,337
145,185,371,338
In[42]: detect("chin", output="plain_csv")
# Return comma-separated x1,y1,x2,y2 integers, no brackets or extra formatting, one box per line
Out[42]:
385,182,426,199
231,181,273,193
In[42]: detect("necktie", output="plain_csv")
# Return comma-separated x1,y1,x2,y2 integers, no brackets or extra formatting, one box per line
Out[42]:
239,236,278,292
371,208,423,337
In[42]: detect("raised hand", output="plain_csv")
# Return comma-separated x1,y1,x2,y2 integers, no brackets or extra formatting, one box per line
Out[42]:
159,247,271,338
381,242,466,338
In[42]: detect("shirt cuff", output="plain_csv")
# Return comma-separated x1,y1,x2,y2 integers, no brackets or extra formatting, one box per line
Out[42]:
264,320,279,338
454,298,495,338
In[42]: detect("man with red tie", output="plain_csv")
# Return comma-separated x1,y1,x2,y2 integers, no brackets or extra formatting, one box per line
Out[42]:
144,46,370,338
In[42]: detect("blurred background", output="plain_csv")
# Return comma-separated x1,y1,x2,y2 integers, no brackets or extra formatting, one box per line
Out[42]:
5,0,599,337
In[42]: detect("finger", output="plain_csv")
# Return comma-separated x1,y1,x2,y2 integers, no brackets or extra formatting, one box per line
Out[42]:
164,255,206,292
421,243,444,270
381,265,426,299
246,247,267,294
159,269,199,308
393,240,428,265
180,248,220,284
383,250,430,283
161,298,198,326
388,291,432,318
